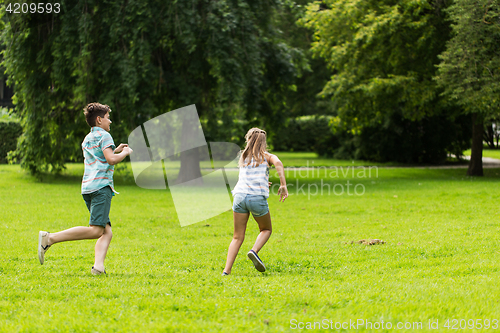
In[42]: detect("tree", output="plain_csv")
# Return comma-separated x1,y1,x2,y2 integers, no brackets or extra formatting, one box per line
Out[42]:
299,0,470,163
1,0,302,176
435,0,500,176
271,0,334,119
301,0,455,123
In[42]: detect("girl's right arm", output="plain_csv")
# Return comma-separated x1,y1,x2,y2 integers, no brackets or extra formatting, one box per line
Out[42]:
267,153,288,202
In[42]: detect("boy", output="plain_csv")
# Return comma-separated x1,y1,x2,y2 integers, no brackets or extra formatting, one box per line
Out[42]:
37,102,133,275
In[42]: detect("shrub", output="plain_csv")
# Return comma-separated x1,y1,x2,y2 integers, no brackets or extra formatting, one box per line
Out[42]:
0,119,22,164
272,116,337,155
338,113,472,164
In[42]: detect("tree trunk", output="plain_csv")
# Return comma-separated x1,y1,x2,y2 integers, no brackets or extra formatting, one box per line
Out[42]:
467,113,483,176
175,114,204,185
176,147,203,185
484,124,495,149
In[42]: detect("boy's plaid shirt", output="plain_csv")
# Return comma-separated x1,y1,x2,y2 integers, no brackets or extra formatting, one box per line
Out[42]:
81,127,118,194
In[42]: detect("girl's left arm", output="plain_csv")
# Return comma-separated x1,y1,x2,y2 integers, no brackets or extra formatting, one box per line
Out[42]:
266,153,288,202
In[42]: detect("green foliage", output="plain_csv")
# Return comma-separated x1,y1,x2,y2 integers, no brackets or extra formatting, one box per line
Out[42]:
298,0,476,163
273,112,471,164
327,112,471,164
355,113,472,163
0,117,22,164
435,0,500,115
201,105,249,147
271,115,337,155
271,0,335,118
1,0,303,175
300,0,458,133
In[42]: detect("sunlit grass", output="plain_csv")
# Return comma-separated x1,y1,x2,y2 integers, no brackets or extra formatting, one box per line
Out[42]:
272,151,394,167
1,162,500,332
464,149,500,160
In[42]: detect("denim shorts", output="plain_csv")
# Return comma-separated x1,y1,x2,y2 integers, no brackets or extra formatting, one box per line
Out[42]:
232,193,269,217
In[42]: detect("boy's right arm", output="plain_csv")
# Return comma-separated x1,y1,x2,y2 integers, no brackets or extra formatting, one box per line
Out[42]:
267,154,288,202
103,146,133,165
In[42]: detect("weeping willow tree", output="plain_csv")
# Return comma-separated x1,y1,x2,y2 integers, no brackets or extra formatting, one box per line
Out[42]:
1,0,303,175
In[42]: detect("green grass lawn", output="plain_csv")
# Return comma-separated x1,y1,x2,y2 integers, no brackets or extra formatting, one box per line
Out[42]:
1,162,500,332
274,151,467,167
126,152,390,176
271,152,394,167
464,149,500,160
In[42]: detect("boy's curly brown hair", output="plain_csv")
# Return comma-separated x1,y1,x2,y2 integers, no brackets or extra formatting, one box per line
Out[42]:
83,103,111,127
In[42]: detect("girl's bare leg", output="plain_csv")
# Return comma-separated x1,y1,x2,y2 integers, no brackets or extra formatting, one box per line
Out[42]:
224,212,250,274
251,212,272,254
93,224,112,272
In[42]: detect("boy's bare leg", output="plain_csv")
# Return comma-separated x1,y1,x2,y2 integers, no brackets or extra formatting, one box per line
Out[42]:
251,212,272,254
93,224,112,272
224,212,250,274
48,225,104,245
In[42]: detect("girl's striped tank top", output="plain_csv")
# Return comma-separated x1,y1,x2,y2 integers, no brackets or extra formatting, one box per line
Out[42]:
231,157,270,198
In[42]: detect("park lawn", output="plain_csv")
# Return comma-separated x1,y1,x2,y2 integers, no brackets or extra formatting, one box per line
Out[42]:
274,152,466,167
272,151,395,167
464,149,500,160
1,163,500,332
128,152,387,174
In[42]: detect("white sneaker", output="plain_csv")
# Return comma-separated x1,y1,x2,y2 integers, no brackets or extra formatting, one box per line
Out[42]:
38,231,51,265
91,266,106,275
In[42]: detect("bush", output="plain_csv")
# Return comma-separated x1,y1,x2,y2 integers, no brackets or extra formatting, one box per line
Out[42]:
272,116,338,155
0,119,22,164
270,112,472,164
338,113,472,164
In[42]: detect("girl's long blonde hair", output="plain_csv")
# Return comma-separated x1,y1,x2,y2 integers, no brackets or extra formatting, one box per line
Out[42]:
238,128,268,167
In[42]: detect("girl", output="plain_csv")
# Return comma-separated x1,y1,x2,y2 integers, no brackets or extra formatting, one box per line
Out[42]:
223,128,288,275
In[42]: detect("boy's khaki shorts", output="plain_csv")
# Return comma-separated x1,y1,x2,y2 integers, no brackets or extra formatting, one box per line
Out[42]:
82,186,113,228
